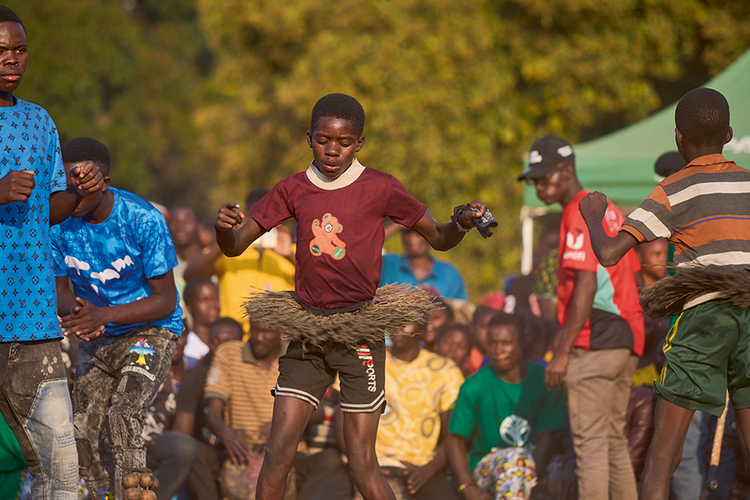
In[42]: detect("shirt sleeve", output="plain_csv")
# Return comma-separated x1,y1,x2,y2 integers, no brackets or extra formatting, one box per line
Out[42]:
204,345,231,403
448,380,478,438
249,179,294,231
384,175,428,228
50,227,67,277
559,208,599,273
137,211,178,279
437,363,465,414
46,114,67,195
622,185,673,243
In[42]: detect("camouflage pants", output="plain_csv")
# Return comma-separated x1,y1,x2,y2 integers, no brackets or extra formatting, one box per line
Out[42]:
73,326,177,500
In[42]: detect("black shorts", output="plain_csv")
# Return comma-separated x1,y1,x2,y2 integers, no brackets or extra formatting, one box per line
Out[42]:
271,340,385,413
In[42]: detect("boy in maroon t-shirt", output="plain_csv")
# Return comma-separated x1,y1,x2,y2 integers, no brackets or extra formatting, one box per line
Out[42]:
213,93,488,500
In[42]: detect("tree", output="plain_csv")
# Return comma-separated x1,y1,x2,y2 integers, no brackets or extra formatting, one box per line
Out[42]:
13,0,213,214
195,0,750,300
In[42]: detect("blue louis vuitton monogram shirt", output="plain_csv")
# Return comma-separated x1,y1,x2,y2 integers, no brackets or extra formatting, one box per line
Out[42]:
0,98,67,342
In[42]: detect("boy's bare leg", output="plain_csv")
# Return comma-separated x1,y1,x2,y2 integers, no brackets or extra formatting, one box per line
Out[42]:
343,409,396,500
640,397,695,500
256,396,315,500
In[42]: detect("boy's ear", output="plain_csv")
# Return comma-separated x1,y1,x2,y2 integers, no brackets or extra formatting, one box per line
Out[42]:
306,130,313,148
355,135,365,152
102,176,112,190
725,126,734,145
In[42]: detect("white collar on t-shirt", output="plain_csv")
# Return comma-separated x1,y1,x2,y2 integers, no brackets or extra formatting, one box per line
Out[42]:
306,157,366,191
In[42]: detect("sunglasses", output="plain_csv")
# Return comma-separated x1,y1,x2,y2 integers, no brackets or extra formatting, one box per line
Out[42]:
524,163,566,186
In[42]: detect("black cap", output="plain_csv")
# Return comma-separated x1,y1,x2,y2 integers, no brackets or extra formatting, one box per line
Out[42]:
654,151,686,178
518,135,575,181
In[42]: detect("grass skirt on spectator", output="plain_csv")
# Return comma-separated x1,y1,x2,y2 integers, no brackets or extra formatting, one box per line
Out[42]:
474,447,537,500
242,284,435,345
640,267,750,318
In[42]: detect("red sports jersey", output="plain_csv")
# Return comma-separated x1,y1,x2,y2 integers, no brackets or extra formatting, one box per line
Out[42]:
557,190,644,355
250,161,427,309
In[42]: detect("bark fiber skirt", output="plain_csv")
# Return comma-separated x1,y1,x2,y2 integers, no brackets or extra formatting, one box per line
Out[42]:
640,266,750,318
242,284,435,345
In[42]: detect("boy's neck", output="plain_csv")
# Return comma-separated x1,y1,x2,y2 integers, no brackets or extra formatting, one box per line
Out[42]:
84,190,114,224
561,183,584,208
0,93,15,107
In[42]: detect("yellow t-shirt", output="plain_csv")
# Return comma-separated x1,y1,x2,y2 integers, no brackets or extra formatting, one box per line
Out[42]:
215,246,295,333
376,349,464,467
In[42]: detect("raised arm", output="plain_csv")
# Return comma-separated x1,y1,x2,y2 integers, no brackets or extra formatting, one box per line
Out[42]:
579,192,638,266
214,202,266,257
49,162,104,226
412,200,487,252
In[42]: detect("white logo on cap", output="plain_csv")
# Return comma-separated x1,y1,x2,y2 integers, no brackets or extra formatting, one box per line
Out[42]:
557,145,573,158
529,150,542,164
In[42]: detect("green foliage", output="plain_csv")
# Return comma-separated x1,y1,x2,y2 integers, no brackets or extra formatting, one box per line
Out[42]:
8,0,750,302
12,0,213,213
195,0,750,301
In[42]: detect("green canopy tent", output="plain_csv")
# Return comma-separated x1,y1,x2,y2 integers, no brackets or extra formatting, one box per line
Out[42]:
519,48,750,274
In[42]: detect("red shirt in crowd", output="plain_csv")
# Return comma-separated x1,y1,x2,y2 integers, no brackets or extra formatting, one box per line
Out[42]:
557,190,645,355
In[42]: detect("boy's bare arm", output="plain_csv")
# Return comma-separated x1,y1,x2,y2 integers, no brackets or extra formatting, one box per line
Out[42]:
49,162,105,226
59,270,178,341
579,192,638,266
412,199,487,251
214,202,266,257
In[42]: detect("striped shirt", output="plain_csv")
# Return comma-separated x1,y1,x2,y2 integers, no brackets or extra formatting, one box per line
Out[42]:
622,154,750,307
204,340,279,443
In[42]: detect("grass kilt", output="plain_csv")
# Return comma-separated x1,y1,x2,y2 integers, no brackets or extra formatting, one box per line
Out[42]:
640,267,750,318
242,284,436,345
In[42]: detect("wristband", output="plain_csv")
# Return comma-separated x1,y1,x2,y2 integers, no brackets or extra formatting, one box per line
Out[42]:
454,219,472,233
457,483,474,492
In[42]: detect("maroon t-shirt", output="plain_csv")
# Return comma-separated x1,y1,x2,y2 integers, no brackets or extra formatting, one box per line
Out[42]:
250,165,427,309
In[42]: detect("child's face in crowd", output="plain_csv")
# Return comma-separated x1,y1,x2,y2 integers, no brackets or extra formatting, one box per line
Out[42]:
168,206,199,248
472,311,494,354
436,328,471,368
638,238,668,282
487,324,521,373
209,323,242,349
186,283,220,326
0,22,27,103
426,306,451,348
307,116,364,179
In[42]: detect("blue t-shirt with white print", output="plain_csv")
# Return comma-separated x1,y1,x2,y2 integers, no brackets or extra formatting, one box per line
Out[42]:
50,187,183,336
0,98,67,342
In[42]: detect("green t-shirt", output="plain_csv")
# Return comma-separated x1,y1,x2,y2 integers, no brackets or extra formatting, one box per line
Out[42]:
0,415,26,499
448,362,567,472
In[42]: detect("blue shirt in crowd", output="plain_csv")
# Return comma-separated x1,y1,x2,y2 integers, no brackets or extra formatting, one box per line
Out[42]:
50,187,183,336
380,253,468,300
0,98,67,342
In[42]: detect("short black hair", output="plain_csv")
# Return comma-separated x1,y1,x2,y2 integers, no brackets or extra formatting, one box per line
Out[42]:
487,312,523,339
473,305,500,326
310,93,365,136
183,276,216,306
245,188,268,209
432,297,454,321
675,88,730,149
61,137,111,175
210,317,243,336
435,323,474,349
0,6,24,29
